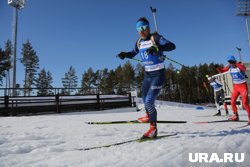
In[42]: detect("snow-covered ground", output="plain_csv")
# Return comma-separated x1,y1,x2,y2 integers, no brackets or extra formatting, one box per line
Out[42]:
0,101,249,167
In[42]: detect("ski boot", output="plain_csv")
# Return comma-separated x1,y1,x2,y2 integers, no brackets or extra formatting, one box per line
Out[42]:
142,122,157,139
228,113,239,121
213,110,221,116
138,113,149,123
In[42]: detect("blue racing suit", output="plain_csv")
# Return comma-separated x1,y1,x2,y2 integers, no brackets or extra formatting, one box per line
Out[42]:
125,33,176,122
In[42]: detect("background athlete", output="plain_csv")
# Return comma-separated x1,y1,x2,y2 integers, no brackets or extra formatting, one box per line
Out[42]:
216,55,250,125
207,77,229,116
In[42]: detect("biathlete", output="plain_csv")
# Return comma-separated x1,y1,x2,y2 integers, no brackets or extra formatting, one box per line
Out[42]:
216,55,250,125
207,77,229,116
117,17,176,138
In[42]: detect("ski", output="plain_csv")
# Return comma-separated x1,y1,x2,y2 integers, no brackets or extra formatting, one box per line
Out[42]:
196,115,231,118
86,120,187,124
193,120,248,124
235,124,250,129
76,133,178,151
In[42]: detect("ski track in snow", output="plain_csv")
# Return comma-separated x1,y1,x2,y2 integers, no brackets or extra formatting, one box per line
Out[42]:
0,102,249,167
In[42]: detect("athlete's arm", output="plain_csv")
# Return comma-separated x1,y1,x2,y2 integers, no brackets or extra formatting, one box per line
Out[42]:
216,65,230,73
154,34,176,51
235,62,246,72
125,42,139,58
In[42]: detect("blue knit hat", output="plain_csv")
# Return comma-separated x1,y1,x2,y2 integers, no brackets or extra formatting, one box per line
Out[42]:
227,55,236,62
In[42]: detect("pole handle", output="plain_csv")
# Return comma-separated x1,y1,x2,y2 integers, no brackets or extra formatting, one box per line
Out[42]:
150,6,157,13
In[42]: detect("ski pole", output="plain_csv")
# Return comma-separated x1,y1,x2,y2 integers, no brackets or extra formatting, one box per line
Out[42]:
116,55,142,63
162,55,205,79
163,54,213,100
149,6,211,103
150,6,158,32
131,57,142,62
236,47,242,62
164,55,206,80
149,7,187,69
149,7,191,71
162,55,186,67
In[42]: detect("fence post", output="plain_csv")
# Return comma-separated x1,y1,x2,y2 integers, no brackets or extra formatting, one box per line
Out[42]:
97,93,102,110
129,92,133,107
4,95,9,108
10,100,16,116
4,95,10,116
55,94,60,113
132,97,136,107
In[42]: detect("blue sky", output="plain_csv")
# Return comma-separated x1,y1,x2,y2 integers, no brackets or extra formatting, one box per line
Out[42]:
0,0,250,87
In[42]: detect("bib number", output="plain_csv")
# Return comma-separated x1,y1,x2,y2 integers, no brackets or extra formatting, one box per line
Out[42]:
140,51,148,60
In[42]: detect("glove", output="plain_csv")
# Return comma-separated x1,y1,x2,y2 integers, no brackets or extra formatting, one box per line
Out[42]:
117,52,127,60
146,45,159,55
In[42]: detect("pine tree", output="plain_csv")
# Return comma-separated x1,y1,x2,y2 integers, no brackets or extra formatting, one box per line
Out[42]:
62,66,78,95
0,44,11,86
36,68,53,96
163,63,176,101
3,40,12,88
114,65,124,94
46,71,53,95
80,67,96,94
96,68,111,94
106,70,116,94
197,63,210,103
177,67,193,103
122,61,135,89
20,40,39,96
134,63,144,97
0,48,7,85
36,69,46,96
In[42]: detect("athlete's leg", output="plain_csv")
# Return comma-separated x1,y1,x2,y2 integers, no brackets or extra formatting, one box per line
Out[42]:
144,70,165,122
230,85,240,114
239,83,250,117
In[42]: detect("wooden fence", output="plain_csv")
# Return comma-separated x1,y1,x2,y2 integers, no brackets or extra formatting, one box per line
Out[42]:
0,87,135,116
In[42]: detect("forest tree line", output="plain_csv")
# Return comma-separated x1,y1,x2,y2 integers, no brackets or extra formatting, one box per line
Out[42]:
0,40,222,104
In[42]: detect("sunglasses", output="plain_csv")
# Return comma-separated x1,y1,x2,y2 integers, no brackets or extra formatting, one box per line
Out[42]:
228,60,236,64
137,25,148,32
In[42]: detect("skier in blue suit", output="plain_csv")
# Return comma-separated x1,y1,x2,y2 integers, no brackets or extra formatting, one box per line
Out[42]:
208,77,229,116
118,17,176,138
